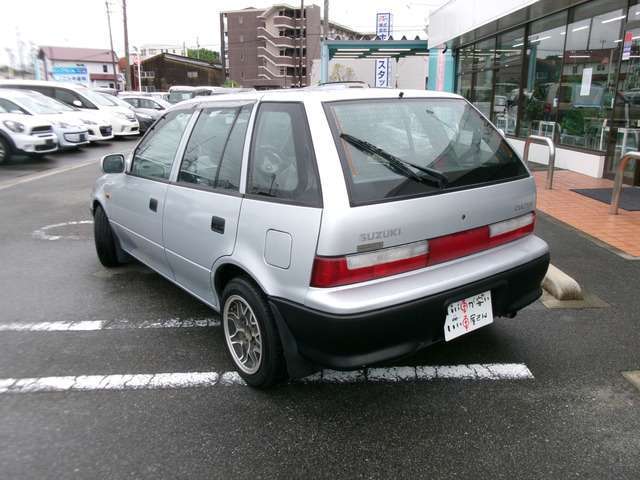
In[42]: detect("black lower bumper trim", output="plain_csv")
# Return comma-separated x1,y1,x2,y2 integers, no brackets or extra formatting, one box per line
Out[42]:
270,253,550,371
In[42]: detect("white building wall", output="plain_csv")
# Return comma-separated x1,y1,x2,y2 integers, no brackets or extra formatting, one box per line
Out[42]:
311,56,427,89
429,0,539,46
508,138,606,178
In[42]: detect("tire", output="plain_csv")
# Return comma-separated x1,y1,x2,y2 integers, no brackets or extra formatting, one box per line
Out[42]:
221,277,286,388
0,136,11,165
93,205,122,268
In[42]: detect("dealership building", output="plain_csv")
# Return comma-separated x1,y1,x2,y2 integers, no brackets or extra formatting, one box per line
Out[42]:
429,0,640,185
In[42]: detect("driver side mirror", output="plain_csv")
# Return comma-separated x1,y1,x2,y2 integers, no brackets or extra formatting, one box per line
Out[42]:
101,153,125,174
72,100,83,108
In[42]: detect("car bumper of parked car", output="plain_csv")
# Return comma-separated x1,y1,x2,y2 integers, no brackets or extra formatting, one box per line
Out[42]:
113,121,140,136
87,125,114,142
13,133,58,154
60,130,90,148
270,252,550,371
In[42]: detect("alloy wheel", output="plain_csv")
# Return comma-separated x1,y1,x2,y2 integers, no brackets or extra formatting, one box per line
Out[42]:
223,295,263,374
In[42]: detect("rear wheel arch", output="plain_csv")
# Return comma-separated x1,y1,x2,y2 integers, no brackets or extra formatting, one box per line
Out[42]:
213,262,267,301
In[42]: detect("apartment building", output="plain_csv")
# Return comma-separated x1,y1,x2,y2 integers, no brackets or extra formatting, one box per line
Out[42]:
220,4,372,89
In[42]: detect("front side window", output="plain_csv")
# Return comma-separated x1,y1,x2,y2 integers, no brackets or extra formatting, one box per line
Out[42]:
131,110,192,181
54,88,95,109
123,98,138,108
248,102,321,206
325,98,528,205
178,104,252,191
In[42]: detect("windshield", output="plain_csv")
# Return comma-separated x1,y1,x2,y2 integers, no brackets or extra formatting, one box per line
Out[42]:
325,98,528,205
81,89,118,107
11,94,62,114
168,91,195,104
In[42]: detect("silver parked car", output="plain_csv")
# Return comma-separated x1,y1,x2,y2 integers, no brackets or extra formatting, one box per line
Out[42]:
91,88,550,387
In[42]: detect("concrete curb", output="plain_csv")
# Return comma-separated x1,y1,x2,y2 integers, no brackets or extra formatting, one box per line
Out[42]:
542,264,583,301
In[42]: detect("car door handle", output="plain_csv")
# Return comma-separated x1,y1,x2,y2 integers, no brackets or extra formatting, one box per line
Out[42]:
149,198,158,212
211,216,225,234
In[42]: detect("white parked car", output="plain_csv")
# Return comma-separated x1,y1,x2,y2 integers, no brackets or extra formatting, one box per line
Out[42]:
0,111,58,164
0,89,89,149
0,80,138,138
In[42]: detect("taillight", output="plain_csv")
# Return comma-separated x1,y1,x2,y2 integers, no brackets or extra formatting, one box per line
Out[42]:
310,213,535,288
310,241,428,288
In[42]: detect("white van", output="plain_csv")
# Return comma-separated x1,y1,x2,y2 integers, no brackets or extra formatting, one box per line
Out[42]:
0,80,139,137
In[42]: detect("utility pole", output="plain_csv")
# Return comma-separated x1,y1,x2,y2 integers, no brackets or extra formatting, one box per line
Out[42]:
298,0,304,87
105,1,118,90
196,37,200,59
323,0,329,41
122,0,131,90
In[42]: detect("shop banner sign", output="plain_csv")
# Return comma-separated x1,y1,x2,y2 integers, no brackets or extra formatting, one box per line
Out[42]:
580,67,592,97
375,12,393,87
52,66,88,83
623,31,633,61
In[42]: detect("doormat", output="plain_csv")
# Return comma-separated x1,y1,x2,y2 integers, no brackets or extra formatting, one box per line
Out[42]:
571,187,640,211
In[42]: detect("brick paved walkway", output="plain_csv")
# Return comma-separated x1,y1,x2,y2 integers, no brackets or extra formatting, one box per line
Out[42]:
534,170,640,258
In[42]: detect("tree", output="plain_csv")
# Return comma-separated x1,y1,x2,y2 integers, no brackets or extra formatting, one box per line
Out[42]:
330,63,355,82
224,79,238,87
187,48,219,64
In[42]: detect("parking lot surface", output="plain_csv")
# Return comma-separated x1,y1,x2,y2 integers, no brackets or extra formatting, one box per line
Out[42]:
0,142,639,479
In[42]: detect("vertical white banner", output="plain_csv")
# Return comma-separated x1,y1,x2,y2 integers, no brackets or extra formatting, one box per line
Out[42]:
375,12,393,87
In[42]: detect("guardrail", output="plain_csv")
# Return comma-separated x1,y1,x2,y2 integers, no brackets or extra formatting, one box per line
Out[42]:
523,135,556,190
609,151,640,215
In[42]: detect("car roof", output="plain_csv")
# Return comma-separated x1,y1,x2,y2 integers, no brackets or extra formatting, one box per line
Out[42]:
0,79,90,91
175,87,463,110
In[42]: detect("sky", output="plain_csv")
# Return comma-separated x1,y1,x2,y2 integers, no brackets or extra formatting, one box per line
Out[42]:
0,0,443,67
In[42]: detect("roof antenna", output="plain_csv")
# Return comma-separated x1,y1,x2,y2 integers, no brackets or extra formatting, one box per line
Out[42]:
399,91,404,99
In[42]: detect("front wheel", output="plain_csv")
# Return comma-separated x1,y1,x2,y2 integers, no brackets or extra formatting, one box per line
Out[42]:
221,277,286,388
0,136,12,164
93,205,122,268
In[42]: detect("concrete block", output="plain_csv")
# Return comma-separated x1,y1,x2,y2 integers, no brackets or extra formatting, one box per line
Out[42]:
542,264,583,301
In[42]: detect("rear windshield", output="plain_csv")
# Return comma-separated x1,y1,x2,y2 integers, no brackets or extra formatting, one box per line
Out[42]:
324,98,528,205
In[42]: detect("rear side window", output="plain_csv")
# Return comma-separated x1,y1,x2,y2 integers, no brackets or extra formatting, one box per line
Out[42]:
177,104,252,192
325,98,528,205
131,110,192,181
248,102,321,206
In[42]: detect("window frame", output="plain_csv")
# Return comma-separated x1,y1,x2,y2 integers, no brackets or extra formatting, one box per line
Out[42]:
173,104,253,197
127,107,195,184
245,101,323,208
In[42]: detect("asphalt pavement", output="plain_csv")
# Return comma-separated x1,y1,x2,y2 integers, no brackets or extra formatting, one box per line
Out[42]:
0,141,639,479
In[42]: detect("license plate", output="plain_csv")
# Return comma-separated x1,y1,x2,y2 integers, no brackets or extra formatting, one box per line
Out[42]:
444,290,493,341
46,139,54,145
80,134,86,141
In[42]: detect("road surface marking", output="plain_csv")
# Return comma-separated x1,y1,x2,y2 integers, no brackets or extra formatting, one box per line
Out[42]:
32,220,94,241
0,318,220,332
0,159,98,192
0,364,533,393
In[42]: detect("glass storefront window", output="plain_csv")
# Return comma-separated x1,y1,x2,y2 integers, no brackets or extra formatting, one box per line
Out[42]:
521,12,568,140
559,0,625,150
471,38,496,118
492,28,524,135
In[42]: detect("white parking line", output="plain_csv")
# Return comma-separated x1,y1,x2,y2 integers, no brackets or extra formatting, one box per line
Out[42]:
0,364,533,394
0,159,98,192
0,318,221,332
32,220,94,241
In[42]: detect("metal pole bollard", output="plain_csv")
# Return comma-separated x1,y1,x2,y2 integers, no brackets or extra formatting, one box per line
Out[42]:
523,135,556,190
609,151,640,215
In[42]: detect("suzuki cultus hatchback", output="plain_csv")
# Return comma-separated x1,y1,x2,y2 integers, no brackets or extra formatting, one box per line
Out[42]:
92,89,550,387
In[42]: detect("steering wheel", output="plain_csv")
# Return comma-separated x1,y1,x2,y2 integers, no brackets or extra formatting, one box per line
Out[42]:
257,145,286,176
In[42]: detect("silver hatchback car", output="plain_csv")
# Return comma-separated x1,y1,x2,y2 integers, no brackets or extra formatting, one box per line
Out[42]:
92,88,550,387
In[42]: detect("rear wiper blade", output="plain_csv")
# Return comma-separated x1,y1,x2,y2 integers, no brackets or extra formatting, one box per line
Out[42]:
340,133,448,188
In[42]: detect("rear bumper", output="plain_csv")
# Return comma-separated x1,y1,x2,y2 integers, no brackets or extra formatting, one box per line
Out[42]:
270,253,550,371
